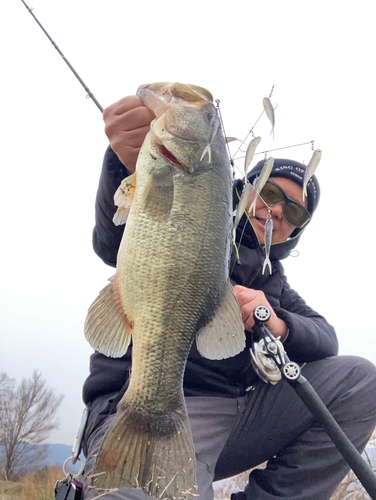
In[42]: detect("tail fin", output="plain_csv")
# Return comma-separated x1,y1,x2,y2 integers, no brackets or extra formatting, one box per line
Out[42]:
91,400,196,499
262,256,272,275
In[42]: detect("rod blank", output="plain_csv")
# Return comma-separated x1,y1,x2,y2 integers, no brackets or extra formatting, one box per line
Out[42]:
20,0,103,113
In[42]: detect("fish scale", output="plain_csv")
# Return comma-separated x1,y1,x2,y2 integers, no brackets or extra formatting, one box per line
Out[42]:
85,82,246,499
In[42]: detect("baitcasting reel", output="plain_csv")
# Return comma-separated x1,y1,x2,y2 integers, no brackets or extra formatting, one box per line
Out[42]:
250,305,301,385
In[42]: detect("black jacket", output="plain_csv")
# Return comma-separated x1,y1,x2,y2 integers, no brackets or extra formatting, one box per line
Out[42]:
82,147,338,405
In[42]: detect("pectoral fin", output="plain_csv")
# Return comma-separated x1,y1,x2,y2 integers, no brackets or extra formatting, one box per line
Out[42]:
84,276,133,357
196,281,245,360
142,164,174,219
113,172,136,226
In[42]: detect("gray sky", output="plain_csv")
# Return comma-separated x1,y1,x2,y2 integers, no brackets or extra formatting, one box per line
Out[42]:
1,0,375,446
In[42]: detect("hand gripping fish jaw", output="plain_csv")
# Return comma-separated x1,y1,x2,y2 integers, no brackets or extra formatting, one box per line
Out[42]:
250,306,376,499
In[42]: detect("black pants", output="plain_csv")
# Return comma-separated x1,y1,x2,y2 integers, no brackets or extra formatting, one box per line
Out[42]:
82,356,376,500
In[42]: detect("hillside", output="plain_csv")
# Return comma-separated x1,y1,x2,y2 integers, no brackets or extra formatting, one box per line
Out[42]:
46,444,84,474
0,443,84,475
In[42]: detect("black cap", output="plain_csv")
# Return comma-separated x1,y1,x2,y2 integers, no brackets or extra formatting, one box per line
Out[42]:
247,158,320,216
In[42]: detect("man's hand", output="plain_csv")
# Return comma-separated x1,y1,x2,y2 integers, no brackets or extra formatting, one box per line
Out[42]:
234,285,288,341
103,94,155,173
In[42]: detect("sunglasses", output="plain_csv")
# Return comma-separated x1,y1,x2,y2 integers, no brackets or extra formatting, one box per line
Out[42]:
258,179,311,228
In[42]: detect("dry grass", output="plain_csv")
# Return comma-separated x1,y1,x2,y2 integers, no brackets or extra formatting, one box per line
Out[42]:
213,464,374,500
214,466,263,500
214,430,376,500
0,466,62,500
0,480,24,499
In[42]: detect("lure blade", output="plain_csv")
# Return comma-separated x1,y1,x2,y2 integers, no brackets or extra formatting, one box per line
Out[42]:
249,157,274,216
262,217,273,275
303,149,322,201
244,136,262,180
263,98,275,140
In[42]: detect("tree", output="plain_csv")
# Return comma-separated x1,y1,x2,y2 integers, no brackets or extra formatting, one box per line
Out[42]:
0,370,63,480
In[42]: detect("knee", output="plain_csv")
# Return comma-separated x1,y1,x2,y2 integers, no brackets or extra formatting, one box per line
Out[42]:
327,355,376,418
305,355,376,415
337,355,376,386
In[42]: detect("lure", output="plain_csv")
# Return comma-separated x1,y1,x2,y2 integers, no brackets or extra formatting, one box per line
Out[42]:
249,157,275,216
263,97,275,140
200,113,221,162
303,149,322,201
244,136,262,180
233,182,253,241
262,217,273,275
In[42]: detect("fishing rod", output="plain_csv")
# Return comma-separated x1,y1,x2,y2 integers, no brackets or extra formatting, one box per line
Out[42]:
22,5,374,493
251,305,376,499
20,0,103,113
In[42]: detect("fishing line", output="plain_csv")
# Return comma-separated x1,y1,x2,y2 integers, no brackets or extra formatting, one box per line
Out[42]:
232,110,264,159
232,84,275,159
20,0,103,113
232,140,315,164
255,140,314,157
215,99,237,179
231,186,246,273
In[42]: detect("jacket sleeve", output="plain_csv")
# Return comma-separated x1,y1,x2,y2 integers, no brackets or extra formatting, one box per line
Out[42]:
274,275,339,362
92,146,128,267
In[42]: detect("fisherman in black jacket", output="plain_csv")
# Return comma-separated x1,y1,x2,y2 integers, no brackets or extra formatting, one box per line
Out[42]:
81,93,376,500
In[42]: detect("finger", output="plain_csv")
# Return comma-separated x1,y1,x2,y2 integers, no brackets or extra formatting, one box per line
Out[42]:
244,312,255,331
105,115,153,151
113,145,140,173
136,83,149,93
236,293,252,320
234,289,258,309
104,95,144,118
233,285,247,297
105,106,154,136
108,124,150,148
118,106,155,132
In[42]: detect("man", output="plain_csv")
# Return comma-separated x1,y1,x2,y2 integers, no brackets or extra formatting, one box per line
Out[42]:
81,93,376,500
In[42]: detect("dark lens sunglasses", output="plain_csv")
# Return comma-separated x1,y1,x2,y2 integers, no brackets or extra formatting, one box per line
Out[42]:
259,179,311,228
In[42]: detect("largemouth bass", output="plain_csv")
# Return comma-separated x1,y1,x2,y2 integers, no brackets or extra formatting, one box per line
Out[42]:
85,82,246,499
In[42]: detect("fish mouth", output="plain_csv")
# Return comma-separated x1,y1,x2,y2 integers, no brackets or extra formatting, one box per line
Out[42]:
150,115,189,169
157,143,183,167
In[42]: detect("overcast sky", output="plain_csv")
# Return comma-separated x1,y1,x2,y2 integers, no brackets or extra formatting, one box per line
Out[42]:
1,0,375,446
